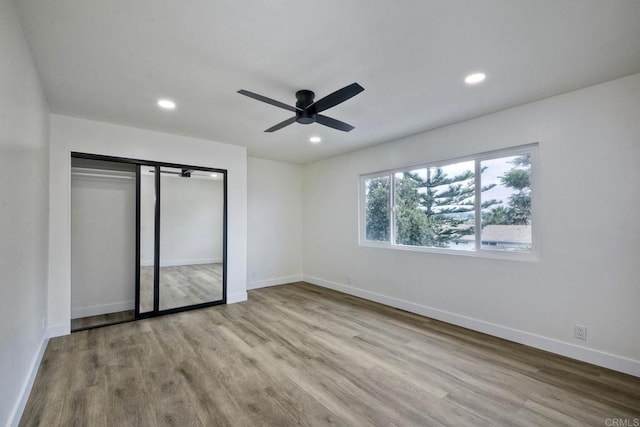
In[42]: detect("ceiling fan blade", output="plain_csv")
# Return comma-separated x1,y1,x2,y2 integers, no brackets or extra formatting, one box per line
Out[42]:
315,114,355,132
238,89,300,112
265,116,297,132
309,83,364,113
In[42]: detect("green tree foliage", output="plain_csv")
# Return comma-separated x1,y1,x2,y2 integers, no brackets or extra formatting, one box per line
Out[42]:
395,166,485,247
365,176,390,241
482,154,532,226
482,205,508,225
394,172,431,245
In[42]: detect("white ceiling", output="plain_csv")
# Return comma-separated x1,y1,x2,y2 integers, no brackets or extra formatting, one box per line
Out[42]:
15,0,640,164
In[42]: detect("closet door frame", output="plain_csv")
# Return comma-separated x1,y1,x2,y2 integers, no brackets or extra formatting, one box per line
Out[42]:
71,151,228,322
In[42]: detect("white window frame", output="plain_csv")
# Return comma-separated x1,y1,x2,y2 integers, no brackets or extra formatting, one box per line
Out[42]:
358,143,539,261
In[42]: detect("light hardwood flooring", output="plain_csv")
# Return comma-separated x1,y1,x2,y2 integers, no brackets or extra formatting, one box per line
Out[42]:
72,263,222,331
140,263,223,312
71,310,134,331
21,283,640,426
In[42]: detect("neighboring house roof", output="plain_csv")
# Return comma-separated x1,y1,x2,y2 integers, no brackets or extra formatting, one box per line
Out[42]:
460,225,531,244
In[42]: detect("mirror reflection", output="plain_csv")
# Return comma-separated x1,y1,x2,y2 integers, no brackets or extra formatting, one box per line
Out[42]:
146,167,224,311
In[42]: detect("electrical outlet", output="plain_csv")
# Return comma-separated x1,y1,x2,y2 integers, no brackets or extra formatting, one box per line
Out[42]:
251,271,256,279
574,324,587,340
347,275,352,284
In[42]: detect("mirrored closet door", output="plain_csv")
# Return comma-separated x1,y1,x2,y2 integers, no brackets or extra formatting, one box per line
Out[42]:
71,153,227,331
158,167,225,310
137,163,227,317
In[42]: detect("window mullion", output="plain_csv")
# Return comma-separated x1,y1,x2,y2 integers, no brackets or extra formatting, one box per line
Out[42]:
389,172,396,246
474,160,481,252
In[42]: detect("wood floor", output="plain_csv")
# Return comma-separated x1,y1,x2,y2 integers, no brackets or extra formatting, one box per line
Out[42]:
21,283,640,426
72,263,223,330
140,263,223,312
71,310,134,331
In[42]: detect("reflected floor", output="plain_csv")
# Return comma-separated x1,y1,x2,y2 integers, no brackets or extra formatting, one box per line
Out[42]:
71,310,134,331
140,263,223,312
71,264,222,332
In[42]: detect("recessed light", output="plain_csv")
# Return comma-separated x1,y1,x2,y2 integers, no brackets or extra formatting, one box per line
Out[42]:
309,136,322,144
157,99,176,109
464,73,486,85
210,173,217,178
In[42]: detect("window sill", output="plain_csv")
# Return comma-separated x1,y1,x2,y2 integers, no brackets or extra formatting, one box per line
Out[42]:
359,240,539,262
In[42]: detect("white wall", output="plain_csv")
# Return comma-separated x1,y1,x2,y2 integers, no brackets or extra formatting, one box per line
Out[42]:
247,157,303,289
71,174,136,318
0,0,50,424
303,74,640,376
49,115,248,335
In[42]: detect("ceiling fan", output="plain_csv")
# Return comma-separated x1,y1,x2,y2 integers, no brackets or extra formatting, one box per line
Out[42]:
237,82,364,132
149,168,193,177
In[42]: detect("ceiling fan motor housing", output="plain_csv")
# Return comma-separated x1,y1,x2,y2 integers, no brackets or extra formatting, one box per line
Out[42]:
296,90,316,124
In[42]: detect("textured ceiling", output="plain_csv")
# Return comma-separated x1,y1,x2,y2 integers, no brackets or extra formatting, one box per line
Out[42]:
15,0,640,163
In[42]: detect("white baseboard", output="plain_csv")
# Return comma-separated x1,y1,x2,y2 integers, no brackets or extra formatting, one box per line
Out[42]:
303,275,640,378
141,258,223,267
247,274,303,290
71,300,134,319
227,291,247,304
8,334,49,427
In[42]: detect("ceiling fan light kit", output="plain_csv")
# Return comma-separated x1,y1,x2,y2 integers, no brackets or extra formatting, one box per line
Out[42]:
238,82,364,132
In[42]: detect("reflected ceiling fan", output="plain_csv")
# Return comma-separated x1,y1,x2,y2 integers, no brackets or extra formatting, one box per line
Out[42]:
237,82,364,132
148,168,193,177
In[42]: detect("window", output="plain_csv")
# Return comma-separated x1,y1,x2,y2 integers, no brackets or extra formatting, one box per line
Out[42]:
360,144,536,258
364,175,390,242
480,154,532,252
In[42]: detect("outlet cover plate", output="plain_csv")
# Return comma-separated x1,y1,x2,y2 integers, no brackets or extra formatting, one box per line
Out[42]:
575,324,587,340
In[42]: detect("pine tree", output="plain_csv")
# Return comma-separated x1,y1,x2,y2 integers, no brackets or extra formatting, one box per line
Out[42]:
482,154,531,226
501,154,531,225
395,166,488,247
395,171,430,245
366,164,501,247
